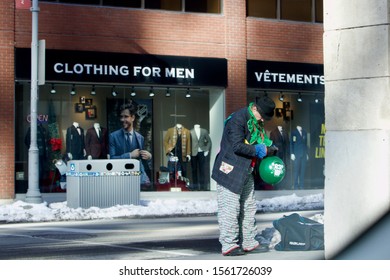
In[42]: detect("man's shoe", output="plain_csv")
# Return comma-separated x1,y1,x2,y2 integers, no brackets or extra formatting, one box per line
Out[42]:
223,247,245,256
244,244,269,254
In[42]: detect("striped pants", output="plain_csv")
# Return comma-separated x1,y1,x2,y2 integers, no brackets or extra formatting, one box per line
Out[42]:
217,174,259,254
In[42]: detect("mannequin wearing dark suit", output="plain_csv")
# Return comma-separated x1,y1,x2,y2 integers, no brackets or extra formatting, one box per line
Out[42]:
269,126,290,189
269,126,290,165
190,124,212,190
66,122,86,160
290,125,308,189
85,123,108,159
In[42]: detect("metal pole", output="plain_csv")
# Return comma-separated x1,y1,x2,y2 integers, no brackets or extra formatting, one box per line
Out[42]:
25,0,42,203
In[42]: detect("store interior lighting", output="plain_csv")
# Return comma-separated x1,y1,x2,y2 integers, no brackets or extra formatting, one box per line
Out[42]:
90,85,96,95
111,86,117,97
315,94,320,103
165,88,171,97
50,84,56,94
70,84,76,95
185,88,191,98
130,87,136,97
279,92,284,101
149,87,155,97
297,93,303,103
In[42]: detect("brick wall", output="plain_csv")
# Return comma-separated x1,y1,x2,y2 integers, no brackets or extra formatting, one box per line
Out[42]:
0,0,16,199
0,1,323,199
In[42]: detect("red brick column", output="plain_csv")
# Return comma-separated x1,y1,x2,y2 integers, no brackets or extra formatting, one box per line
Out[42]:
224,0,248,116
0,0,16,199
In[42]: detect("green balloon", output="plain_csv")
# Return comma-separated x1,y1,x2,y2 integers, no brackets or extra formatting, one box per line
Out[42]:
259,156,286,185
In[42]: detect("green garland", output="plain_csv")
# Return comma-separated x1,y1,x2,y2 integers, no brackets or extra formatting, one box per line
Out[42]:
247,102,272,146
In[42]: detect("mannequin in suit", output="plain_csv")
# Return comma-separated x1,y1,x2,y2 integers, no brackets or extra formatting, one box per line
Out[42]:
85,123,108,159
190,124,212,190
290,125,308,189
269,125,290,165
163,123,191,177
269,125,290,189
66,122,86,160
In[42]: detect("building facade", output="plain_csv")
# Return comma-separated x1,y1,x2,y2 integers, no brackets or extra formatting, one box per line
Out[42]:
0,0,324,199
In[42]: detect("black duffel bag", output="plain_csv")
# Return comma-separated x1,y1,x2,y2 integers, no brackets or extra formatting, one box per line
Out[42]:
273,213,324,251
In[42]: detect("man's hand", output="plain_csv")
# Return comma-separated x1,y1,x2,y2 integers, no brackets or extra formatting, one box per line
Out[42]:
140,150,152,160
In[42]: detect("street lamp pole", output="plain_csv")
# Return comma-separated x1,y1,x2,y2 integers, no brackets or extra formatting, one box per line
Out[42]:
25,0,42,203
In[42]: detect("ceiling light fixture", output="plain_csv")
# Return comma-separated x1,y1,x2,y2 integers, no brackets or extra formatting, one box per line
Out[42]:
166,87,171,97
50,84,56,94
297,93,303,103
279,93,284,101
185,88,191,98
130,86,136,97
70,84,76,95
149,87,154,97
90,85,96,95
111,86,117,97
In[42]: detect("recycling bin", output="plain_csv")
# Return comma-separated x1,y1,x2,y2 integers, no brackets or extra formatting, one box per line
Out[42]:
66,159,141,208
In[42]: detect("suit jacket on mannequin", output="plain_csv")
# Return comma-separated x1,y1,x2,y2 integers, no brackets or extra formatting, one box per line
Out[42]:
270,126,290,164
290,126,308,158
85,124,108,159
164,124,191,162
66,122,85,160
190,125,212,156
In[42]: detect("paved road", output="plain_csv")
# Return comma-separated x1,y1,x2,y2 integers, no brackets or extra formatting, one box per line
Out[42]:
0,210,324,260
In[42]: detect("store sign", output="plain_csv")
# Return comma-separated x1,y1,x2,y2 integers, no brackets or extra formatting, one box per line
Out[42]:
15,48,227,87
247,60,324,91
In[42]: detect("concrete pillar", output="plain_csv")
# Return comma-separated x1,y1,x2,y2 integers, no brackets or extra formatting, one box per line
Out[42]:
324,0,390,259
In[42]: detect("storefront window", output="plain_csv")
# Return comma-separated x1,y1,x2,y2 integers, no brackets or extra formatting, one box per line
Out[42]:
16,83,224,193
247,90,325,190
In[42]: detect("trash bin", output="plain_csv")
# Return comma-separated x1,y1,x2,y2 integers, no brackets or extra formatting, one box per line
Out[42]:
66,159,141,208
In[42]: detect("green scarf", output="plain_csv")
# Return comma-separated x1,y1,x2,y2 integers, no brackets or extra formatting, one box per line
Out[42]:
247,102,272,146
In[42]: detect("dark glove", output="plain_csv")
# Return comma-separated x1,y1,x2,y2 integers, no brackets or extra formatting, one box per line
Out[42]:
255,144,267,159
267,145,278,156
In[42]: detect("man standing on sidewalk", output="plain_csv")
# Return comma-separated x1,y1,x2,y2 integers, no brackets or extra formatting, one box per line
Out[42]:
211,96,277,256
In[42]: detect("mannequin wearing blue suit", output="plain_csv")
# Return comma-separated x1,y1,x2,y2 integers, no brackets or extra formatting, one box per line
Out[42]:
290,126,308,189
